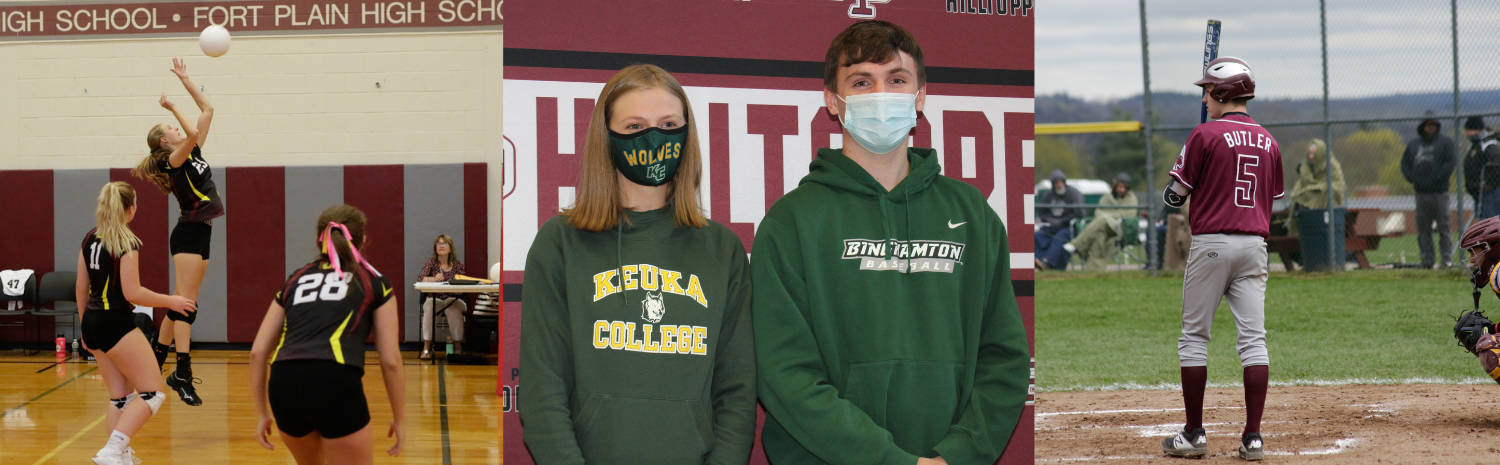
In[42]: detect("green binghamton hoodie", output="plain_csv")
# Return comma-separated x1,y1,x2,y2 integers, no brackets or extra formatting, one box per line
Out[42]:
754,148,1030,465
519,207,756,465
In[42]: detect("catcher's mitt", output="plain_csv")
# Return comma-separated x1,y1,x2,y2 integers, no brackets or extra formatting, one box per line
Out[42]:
1455,309,1496,354
1455,309,1500,385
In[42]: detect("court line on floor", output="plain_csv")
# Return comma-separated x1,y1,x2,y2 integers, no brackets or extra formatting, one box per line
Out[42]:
30,413,105,465
439,360,452,465
3,366,98,418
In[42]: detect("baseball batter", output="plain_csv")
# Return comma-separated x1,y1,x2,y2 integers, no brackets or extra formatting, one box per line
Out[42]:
1160,57,1283,461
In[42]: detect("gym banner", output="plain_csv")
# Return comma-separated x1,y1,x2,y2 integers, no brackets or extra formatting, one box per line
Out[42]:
0,0,500,39
502,0,1034,463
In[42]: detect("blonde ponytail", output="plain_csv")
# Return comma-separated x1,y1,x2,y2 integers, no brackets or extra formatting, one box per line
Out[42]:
132,124,174,195
96,182,142,256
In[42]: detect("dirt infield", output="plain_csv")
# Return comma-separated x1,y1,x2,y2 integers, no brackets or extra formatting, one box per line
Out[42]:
1037,384,1500,463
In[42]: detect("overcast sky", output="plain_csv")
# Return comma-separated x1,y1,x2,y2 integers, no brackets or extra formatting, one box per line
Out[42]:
1037,0,1500,102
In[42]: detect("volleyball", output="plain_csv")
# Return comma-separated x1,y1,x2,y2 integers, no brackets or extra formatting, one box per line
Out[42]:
199,25,231,57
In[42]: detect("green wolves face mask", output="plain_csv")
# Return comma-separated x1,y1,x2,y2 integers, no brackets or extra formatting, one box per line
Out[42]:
609,125,689,186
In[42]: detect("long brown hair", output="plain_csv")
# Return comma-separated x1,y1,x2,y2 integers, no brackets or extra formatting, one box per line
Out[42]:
561,64,708,232
96,182,143,256
431,234,460,266
133,124,174,195
316,204,370,292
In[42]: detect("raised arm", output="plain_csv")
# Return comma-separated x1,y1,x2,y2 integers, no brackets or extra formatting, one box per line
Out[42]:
373,297,407,457
170,58,214,148
159,94,197,169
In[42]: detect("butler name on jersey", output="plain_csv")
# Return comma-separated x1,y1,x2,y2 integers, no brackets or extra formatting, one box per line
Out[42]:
1168,113,1285,238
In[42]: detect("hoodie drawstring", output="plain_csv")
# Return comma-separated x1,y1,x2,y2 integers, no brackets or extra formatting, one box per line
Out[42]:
616,220,627,313
879,196,894,261
904,188,912,272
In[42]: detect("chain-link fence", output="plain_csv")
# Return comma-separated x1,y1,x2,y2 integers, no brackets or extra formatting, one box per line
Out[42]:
1037,0,1500,272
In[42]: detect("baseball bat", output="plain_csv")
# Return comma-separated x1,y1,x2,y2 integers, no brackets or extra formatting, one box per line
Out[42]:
1200,19,1221,123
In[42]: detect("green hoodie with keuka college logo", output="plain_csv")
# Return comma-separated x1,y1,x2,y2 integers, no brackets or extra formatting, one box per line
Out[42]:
519,207,756,465
754,148,1031,465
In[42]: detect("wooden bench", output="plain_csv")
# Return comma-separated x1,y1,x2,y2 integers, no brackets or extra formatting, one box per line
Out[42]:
1266,208,1397,270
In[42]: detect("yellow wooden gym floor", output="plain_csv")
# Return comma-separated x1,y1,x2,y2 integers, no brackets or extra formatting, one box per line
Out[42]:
0,350,500,464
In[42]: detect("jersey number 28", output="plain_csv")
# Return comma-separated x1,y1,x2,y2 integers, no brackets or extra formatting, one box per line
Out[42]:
1235,154,1259,208
292,273,350,305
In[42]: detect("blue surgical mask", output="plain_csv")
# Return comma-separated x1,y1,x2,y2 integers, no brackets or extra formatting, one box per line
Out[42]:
837,92,918,155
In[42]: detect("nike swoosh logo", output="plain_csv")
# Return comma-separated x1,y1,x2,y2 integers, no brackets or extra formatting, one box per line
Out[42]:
382,285,392,297
948,221,967,229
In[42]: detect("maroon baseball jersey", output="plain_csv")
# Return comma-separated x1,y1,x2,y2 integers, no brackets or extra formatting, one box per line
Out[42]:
1169,113,1284,237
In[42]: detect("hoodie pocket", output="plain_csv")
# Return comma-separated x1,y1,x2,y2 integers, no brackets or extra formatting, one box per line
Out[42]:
575,395,712,464
843,360,963,452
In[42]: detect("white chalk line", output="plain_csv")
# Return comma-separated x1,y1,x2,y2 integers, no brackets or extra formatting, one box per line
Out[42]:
1037,406,1243,418
1039,376,1493,393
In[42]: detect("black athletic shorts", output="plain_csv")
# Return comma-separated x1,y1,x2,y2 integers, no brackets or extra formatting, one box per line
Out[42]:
269,360,370,439
169,220,212,259
82,309,139,353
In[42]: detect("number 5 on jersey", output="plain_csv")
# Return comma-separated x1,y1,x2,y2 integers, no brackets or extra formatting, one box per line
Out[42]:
292,272,350,304
1236,154,1258,208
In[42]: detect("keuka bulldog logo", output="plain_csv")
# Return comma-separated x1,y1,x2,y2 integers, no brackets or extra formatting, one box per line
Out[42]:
641,292,665,323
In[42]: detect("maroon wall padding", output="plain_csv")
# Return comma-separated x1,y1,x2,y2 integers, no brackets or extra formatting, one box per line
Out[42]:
225,167,286,342
0,170,53,341
464,163,489,277
344,165,405,341
110,169,171,326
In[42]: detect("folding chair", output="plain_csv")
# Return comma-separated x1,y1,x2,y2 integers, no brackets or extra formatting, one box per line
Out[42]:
32,272,80,354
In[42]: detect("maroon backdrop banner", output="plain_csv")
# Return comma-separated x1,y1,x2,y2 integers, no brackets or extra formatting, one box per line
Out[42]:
502,1,1035,463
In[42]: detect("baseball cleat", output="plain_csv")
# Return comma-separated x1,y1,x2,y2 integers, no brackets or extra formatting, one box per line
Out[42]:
1239,432,1265,461
1162,427,1208,458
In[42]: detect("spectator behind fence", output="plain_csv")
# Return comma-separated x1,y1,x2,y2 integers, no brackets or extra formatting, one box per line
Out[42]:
1464,117,1500,220
1282,139,1345,270
1401,116,1457,269
1065,172,1140,271
1035,168,1083,270
1286,139,1345,236
417,234,466,360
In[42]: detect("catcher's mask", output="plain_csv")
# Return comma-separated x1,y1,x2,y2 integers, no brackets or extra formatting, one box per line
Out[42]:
1462,217,1500,289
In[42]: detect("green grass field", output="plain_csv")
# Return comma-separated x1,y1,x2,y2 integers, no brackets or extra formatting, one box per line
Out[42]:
1036,269,1494,391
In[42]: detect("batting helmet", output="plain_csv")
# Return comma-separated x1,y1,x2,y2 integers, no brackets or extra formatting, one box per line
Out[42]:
1461,216,1500,289
1193,57,1256,103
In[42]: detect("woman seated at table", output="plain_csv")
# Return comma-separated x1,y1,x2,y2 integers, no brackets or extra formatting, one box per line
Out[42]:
417,234,466,360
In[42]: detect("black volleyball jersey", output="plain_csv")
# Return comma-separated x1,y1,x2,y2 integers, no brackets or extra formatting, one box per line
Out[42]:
160,146,225,222
81,229,136,312
271,260,393,370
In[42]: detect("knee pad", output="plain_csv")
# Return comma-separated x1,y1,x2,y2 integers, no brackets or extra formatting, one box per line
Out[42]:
166,309,197,324
110,393,136,411
137,391,166,415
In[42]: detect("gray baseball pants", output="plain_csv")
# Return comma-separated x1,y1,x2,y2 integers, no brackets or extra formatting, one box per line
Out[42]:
1178,233,1269,368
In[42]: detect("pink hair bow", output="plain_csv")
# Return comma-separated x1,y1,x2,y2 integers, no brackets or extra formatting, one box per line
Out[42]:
322,222,380,279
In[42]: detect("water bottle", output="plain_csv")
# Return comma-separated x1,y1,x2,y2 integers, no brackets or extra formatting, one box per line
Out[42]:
72,338,79,356
446,341,454,355
55,333,65,361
